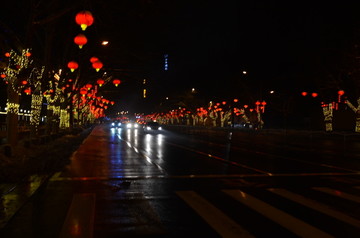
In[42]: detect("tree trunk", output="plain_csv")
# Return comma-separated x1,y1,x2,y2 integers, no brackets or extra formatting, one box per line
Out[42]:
6,84,20,147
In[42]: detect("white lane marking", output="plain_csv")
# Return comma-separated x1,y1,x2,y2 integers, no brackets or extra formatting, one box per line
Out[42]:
268,188,360,228
176,191,254,238
59,193,96,238
312,187,360,203
223,189,334,238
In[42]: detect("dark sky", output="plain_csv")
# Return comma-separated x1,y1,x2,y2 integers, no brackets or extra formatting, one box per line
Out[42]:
2,1,360,113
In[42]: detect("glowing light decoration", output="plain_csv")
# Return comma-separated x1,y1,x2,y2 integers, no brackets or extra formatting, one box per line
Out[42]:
80,88,87,96
6,102,20,114
312,92,318,98
24,87,31,95
90,57,99,63
74,34,88,49
301,91,307,96
75,10,94,31
92,61,103,72
67,61,79,72
338,90,345,102
85,83,92,90
112,79,121,87
96,79,104,86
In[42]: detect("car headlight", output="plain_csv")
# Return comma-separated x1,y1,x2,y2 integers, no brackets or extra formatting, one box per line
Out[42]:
118,122,121,126
111,122,115,126
127,123,132,128
158,127,162,130
134,123,138,128
146,126,151,130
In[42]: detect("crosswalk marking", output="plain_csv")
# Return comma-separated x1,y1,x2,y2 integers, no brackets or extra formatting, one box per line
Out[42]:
312,187,360,203
176,190,255,238
59,193,96,238
268,188,360,228
223,189,334,238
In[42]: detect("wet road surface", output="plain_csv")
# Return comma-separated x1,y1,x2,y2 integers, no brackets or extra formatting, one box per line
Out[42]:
1,124,360,237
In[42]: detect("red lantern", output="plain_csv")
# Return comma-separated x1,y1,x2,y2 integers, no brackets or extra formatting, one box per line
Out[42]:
338,90,345,96
255,101,261,105
25,52,31,57
80,88,87,96
112,79,121,87
4,52,10,57
85,83,92,90
96,79,105,86
338,90,345,102
75,11,94,31
311,92,318,98
111,101,115,105
67,61,79,72
74,34,88,49
90,57,99,63
1,74,6,78
21,80,28,85
301,91,307,96
92,61,103,72
24,88,31,95
233,98,238,103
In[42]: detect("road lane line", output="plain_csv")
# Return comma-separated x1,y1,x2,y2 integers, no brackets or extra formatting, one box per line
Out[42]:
223,189,334,238
312,187,360,203
176,191,254,238
59,193,96,238
268,188,360,228
166,142,272,175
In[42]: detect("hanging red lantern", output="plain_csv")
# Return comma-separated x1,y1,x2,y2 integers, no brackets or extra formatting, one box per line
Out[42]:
90,57,99,63
112,79,121,87
96,78,105,86
338,90,345,96
85,83,92,90
75,10,94,31
21,80,28,85
67,61,79,72
92,61,103,72
312,92,318,98
80,88,87,96
74,34,88,49
301,91,307,96
25,52,31,57
24,88,31,95
4,52,10,57
111,101,115,105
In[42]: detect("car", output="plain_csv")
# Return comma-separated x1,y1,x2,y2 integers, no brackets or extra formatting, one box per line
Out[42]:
143,121,162,132
124,121,140,129
110,121,122,128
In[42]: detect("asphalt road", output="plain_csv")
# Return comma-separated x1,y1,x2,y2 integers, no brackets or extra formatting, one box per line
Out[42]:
1,124,360,237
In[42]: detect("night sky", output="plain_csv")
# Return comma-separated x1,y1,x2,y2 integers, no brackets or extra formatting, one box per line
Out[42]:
2,1,360,116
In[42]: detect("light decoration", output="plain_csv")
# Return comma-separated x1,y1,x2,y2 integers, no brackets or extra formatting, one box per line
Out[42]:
67,61,79,72
92,61,103,72
85,83,92,90
24,87,31,95
301,91,307,96
345,98,360,132
321,102,333,132
6,102,20,114
90,57,99,63
30,94,43,127
74,34,88,49
338,90,345,102
75,10,94,31
96,78,104,86
312,92,318,98
112,79,121,87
